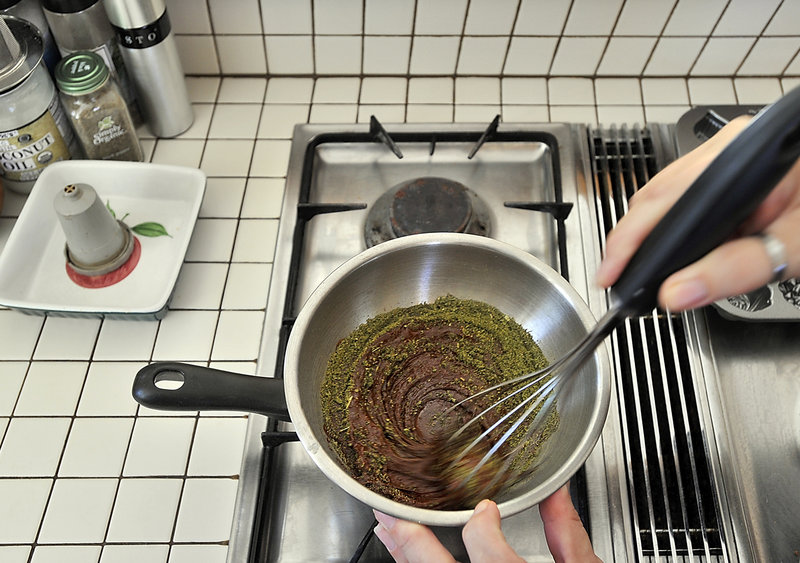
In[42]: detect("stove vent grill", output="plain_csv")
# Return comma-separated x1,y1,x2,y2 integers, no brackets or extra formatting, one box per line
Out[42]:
589,126,727,561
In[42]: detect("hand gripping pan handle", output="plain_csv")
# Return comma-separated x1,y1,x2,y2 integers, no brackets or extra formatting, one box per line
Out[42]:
610,85,800,316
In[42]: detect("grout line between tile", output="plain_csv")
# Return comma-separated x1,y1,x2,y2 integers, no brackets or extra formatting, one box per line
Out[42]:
687,0,733,76
453,0,471,76
591,0,624,76
781,44,800,76
310,0,318,76
204,0,223,77
637,0,680,78
180,73,800,81
547,0,575,76
256,0,268,76
498,0,523,76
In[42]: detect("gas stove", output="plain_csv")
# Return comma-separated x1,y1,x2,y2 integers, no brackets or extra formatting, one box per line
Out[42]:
247,120,596,562
227,115,799,562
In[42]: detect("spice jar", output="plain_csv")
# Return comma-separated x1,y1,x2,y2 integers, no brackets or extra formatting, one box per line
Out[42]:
42,0,140,123
54,50,143,162
0,15,75,195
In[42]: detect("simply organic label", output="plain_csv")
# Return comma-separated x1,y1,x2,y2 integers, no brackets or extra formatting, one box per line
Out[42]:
93,115,128,145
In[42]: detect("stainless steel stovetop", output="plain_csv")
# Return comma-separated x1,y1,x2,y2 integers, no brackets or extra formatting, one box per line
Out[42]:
226,116,800,563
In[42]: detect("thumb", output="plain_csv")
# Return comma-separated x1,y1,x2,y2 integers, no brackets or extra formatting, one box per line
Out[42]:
462,500,526,563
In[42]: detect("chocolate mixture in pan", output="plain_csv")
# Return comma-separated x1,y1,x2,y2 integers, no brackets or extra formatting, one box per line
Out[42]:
320,295,559,510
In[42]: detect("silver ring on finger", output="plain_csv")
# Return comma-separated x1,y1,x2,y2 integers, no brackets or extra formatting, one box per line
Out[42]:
758,232,788,283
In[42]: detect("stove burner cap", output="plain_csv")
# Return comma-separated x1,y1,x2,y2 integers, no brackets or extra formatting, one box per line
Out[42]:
390,177,472,237
365,176,491,247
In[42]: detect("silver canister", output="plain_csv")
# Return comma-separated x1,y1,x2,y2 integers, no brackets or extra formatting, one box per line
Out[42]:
54,182,134,275
103,0,193,138
0,0,60,71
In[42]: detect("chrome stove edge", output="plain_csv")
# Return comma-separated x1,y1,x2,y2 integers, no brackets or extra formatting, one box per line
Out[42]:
681,311,746,563
229,121,627,562
566,123,637,563
225,122,309,563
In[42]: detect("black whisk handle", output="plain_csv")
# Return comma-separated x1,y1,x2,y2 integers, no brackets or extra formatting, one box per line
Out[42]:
611,84,800,316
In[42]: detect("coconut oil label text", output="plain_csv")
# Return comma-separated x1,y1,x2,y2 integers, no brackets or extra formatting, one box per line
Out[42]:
0,110,70,183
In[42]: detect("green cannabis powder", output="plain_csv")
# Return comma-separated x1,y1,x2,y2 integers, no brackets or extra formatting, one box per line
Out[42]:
320,295,559,509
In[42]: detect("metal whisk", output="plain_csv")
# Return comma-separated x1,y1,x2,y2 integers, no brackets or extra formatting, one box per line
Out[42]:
439,83,800,503
439,306,623,502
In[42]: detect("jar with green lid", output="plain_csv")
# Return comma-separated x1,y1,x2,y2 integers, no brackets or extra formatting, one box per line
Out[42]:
0,15,75,195
55,50,143,162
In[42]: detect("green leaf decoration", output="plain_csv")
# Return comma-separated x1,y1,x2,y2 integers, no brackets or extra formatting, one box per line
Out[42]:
132,222,171,238
106,200,170,237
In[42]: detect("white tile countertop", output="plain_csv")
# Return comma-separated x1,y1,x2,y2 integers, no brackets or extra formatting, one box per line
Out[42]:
0,75,797,563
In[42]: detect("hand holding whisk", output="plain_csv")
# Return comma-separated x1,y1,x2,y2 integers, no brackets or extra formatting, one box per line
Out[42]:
433,84,800,507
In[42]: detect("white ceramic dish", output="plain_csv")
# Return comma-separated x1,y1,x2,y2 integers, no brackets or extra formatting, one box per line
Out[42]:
0,160,206,320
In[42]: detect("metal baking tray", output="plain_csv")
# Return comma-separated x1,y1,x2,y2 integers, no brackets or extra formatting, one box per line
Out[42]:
713,278,800,321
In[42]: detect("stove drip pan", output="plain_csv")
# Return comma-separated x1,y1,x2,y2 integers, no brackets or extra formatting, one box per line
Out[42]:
365,176,491,247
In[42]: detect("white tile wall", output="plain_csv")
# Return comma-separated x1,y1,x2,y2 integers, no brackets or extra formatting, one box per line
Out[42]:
564,0,624,36
596,37,657,76
614,0,675,36
646,37,706,76
550,37,608,75
594,78,642,105
416,0,468,35
409,36,461,75
465,0,518,35
713,0,781,36
502,77,547,104
514,0,572,35
216,36,267,75
457,37,509,75
691,38,756,76
38,479,118,543
58,418,133,476
0,479,53,542
664,0,726,36
167,0,800,79
107,479,183,542
455,77,500,104
365,0,415,35
740,38,800,76
504,37,559,75
363,36,412,75
766,1,800,35
209,0,263,34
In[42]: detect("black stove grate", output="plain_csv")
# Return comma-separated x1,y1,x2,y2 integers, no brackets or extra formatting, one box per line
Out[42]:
249,128,581,563
589,125,727,561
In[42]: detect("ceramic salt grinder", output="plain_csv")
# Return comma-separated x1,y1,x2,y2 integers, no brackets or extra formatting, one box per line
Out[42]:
54,182,134,275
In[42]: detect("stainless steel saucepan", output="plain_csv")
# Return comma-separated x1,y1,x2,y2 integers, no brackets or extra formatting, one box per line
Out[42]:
133,233,612,526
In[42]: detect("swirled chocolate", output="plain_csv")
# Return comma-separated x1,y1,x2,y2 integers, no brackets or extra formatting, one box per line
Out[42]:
320,295,558,509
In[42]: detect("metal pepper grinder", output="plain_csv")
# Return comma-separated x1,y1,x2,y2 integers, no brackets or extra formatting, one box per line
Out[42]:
103,0,193,138
54,183,134,276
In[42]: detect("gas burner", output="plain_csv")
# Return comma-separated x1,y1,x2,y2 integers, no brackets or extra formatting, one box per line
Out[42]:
364,176,491,247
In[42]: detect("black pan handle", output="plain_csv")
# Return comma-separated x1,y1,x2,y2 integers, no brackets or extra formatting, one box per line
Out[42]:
611,84,800,316
133,362,291,421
